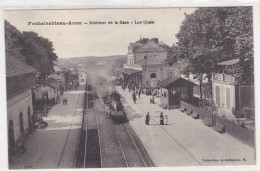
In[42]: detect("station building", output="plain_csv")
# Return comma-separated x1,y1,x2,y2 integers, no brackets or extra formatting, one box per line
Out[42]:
6,56,37,156
114,39,181,93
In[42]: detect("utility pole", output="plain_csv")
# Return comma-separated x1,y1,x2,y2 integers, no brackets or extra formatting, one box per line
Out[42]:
44,96,47,117
144,54,147,71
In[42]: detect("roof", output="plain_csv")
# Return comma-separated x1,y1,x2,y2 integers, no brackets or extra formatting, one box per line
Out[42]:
69,70,78,75
217,58,240,66
134,40,168,53
116,67,141,75
43,78,61,88
54,66,70,73
49,74,63,80
6,56,37,77
158,76,196,88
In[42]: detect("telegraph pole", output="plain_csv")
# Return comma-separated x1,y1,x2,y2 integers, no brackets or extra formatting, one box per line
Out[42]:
144,54,147,71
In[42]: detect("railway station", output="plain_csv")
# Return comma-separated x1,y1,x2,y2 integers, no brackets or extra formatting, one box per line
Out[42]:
5,7,255,170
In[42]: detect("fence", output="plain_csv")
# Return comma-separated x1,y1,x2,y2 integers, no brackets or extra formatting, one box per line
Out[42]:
180,100,255,147
215,116,254,147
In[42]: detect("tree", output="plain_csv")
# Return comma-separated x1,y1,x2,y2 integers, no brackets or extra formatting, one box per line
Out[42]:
5,20,25,60
166,7,253,97
21,31,58,79
164,44,179,66
5,20,58,80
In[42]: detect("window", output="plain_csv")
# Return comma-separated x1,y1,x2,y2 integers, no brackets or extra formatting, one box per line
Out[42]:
150,73,156,78
168,72,174,78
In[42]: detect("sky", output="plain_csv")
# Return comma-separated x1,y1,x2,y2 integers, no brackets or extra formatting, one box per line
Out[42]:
4,8,196,58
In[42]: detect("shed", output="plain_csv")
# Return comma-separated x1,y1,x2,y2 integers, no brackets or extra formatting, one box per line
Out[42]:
34,78,61,101
158,77,196,109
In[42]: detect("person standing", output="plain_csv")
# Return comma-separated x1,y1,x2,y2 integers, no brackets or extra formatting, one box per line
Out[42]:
165,114,168,125
138,89,141,99
160,112,164,125
132,92,137,104
123,83,125,91
145,112,150,125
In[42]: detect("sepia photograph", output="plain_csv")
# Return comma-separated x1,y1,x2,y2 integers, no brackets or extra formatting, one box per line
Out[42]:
3,6,256,169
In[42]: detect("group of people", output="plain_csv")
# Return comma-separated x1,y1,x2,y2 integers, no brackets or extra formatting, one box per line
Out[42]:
145,112,168,125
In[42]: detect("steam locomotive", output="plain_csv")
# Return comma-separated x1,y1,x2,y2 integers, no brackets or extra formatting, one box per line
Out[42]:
102,92,127,124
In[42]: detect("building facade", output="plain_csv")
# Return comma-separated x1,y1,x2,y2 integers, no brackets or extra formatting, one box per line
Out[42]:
212,59,254,117
6,57,37,156
34,78,61,103
118,39,181,91
49,66,69,91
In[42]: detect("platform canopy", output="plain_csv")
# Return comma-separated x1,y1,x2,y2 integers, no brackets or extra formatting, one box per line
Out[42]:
116,67,141,75
158,76,196,89
217,58,240,66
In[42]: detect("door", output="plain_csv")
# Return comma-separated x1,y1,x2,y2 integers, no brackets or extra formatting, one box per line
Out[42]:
226,88,230,109
28,107,32,133
19,112,24,133
42,92,48,99
8,120,15,155
150,73,157,87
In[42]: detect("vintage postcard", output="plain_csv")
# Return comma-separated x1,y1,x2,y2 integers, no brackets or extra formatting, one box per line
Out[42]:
3,6,256,169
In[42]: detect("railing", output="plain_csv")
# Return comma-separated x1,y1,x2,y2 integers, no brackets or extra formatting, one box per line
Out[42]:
213,73,235,84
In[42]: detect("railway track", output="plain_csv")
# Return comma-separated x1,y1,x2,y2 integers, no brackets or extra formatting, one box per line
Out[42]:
84,85,101,168
111,123,147,167
96,85,154,168
76,82,154,168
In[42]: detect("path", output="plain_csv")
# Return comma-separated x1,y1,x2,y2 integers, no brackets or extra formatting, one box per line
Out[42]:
9,91,85,169
115,86,255,167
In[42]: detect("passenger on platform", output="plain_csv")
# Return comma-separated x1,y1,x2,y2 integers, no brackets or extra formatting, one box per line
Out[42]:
138,90,141,99
145,112,150,125
123,83,125,91
132,85,135,92
132,92,137,104
160,112,164,125
165,114,168,125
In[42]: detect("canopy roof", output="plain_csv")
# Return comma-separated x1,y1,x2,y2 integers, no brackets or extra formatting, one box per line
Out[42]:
217,58,240,66
6,56,37,77
116,67,141,75
43,78,61,88
159,76,196,88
